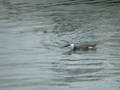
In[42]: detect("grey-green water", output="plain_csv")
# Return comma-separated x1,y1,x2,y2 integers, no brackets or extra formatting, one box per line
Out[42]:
0,0,120,90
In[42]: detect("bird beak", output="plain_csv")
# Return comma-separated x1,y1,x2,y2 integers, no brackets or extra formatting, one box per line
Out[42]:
63,44,69,47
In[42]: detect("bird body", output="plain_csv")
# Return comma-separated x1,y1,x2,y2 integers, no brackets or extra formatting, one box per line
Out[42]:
64,44,96,51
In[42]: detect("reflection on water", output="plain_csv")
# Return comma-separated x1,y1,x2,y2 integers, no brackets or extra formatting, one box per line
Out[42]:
0,0,120,90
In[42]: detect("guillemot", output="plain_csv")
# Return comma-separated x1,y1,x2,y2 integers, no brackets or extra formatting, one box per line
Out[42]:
64,43,96,51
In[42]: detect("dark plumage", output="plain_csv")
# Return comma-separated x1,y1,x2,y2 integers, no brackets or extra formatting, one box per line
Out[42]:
64,44,96,51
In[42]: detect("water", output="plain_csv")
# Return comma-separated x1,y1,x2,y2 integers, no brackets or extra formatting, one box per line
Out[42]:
0,0,120,90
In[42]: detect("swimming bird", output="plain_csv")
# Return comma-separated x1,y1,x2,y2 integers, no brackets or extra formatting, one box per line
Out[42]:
64,43,96,51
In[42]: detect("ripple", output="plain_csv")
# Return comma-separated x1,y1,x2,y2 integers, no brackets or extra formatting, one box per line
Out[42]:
0,0,120,90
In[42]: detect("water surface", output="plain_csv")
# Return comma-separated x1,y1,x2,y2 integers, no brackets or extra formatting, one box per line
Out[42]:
0,0,120,90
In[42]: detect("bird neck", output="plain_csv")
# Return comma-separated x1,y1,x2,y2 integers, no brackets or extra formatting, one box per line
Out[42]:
70,44,75,49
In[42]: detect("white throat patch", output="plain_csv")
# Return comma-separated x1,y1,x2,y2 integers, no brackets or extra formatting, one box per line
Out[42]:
70,44,74,49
